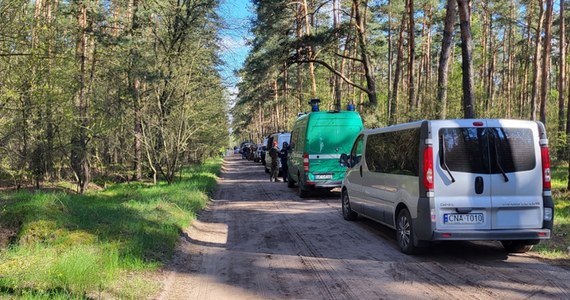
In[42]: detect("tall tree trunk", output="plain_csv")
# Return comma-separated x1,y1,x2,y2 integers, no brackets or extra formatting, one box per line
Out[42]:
353,0,378,107
480,0,488,95
296,2,303,111
391,15,405,125
565,4,570,190
521,3,534,118
274,78,280,130
437,0,457,119
416,4,432,112
302,0,317,97
387,0,393,121
531,1,544,121
71,0,91,193
506,0,515,117
559,0,566,159
407,0,415,117
457,0,475,118
333,0,341,110
486,29,495,114
539,0,553,124
340,3,356,108
129,0,142,181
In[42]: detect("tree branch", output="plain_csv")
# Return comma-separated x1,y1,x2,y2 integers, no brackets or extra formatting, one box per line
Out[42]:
292,58,371,94
334,52,363,63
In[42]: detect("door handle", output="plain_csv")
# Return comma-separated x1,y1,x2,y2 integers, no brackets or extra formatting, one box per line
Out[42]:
475,176,484,194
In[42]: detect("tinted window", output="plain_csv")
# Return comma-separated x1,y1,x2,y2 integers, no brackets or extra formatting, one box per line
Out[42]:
490,128,536,172
439,127,535,174
439,128,489,173
365,129,420,176
350,135,364,166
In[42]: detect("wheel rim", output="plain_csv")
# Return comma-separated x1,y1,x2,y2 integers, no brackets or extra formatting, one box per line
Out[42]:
398,214,411,249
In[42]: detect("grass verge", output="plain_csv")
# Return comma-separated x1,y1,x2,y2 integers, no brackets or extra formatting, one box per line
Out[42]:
531,162,570,264
0,158,222,298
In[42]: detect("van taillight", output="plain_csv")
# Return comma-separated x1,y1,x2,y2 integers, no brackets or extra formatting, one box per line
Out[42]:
303,153,309,173
423,146,434,190
541,146,551,189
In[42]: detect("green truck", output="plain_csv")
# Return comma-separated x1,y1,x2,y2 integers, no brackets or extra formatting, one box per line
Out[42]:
287,100,364,197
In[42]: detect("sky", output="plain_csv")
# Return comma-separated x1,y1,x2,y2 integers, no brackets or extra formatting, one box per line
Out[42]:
217,0,253,96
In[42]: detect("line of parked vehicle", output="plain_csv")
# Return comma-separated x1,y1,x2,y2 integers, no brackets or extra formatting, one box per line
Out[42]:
240,99,554,255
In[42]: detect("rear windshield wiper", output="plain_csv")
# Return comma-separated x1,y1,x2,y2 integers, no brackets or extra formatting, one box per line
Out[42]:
492,133,509,182
440,135,456,183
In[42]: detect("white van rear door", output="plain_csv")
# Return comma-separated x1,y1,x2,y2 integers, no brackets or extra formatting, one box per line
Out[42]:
486,120,543,229
432,120,492,231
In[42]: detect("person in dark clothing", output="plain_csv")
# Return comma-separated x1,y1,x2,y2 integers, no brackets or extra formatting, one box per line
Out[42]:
268,141,280,182
280,142,289,182
242,145,250,159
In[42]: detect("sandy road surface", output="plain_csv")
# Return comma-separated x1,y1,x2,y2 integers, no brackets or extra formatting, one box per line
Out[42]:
155,154,570,300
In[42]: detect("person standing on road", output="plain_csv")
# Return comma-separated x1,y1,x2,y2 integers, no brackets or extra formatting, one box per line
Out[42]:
268,141,280,182
280,142,289,182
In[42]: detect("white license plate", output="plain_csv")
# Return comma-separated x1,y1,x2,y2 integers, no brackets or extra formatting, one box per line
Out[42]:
443,213,484,224
315,174,332,180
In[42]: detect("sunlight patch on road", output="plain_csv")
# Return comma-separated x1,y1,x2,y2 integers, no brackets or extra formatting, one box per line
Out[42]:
188,220,228,245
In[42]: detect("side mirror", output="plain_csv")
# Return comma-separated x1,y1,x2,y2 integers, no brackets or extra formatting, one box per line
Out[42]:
339,153,349,167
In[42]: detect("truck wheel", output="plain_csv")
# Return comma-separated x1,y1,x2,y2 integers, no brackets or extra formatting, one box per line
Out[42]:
297,177,309,198
341,190,357,221
287,172,295,188
396,208,417,255
501,240,535,253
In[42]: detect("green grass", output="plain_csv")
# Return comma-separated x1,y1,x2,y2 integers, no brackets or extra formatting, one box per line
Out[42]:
0,158,221,299
531,162,570,262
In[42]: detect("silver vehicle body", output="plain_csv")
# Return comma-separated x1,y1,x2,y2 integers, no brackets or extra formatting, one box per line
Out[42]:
264,132,291,173
341,119,553,253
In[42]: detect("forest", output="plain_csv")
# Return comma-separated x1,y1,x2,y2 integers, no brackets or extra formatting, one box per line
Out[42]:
232,0,570,189
0,0,229,192
1,0,569,191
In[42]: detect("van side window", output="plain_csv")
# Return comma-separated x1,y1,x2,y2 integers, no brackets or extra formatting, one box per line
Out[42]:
350,135,364,166
365,129,420,176
439,127,535,174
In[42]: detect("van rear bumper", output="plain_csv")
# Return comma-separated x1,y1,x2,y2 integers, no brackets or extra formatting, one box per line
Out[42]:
307,180,343,189
432,229,551,241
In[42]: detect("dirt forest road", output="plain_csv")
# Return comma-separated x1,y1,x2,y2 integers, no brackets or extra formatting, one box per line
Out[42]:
155,154,570,300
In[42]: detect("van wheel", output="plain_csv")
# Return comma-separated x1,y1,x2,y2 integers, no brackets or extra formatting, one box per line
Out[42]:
501,240,535,253
396,209,416,255
287,173,295,188
297,178,309,198
341,190,357,221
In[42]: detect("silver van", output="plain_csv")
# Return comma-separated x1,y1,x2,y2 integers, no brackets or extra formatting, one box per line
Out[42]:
340,119,553,254
264,132,291,174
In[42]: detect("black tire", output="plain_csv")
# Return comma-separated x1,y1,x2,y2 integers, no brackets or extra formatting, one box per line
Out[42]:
297,176,309,198
501,240,535,253
396,208,417,255
287,172,295,188
341,190,358,221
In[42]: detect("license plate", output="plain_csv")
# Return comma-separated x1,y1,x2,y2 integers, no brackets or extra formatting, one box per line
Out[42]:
315,174,332,180
443,213,484,224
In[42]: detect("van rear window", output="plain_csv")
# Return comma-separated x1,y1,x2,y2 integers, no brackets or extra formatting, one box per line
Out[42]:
439,127,535,174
